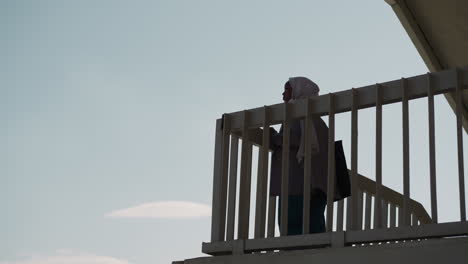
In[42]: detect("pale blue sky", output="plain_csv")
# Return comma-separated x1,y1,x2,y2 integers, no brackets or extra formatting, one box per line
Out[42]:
2,0,467,263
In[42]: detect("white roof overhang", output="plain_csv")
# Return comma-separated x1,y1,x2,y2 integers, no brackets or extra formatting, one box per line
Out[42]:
385,0,468,131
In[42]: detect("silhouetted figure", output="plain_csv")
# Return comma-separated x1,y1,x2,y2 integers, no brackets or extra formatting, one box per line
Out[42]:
269,77,329,235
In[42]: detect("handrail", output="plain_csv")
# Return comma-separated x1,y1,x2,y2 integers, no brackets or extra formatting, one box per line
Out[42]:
357,172,432,225
226,67,468,130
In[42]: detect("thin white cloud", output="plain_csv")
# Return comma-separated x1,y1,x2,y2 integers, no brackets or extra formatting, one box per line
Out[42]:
0,251,132,264
106,201,211,219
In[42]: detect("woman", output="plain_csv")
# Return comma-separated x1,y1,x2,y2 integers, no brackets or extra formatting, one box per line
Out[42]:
269,77,329,235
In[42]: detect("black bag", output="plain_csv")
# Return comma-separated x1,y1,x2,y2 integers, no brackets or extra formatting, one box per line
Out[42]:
334,140,351,201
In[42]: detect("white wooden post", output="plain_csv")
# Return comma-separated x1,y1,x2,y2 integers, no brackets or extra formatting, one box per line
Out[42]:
455,68,466,221
219,115,231,240
302,98,313,234
326,93,336,232
211,119,224,242
390,203,396,228
226,135,239,240
346,197,352,230
402,78,411,226
382,200,388,228
267,196,276,237
364,193,372,230
337,200,344,231
238,111,253,239
280,103,291,236
254,106,270,238
357,190,363,230
427,72,438,223
398,206,403,227
350,88,359,230
375,84,383,229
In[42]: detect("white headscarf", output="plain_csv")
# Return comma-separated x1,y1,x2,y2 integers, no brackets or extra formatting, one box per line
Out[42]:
288,77,320,163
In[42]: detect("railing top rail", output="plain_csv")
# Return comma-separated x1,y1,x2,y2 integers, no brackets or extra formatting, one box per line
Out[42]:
224,66,468,131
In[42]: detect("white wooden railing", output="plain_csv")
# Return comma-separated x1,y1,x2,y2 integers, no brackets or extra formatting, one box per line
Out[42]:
203,66,468,255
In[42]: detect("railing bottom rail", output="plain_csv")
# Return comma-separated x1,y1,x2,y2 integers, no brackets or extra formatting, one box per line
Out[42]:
202,221,468,256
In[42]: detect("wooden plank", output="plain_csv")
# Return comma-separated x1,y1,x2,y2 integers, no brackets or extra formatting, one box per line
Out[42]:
350,88,359,230
267,196,276,237
374,84,383,229
226,66,468,131
455,68,466,221
238,111,253,239
226,135,239,240
337,200,344,231
211,119,224,242
326,94,336,232
365,192,372,230
402,78,411,226
254,107,270,238
302,98,313,234
280,102,290,236
427,72,438,223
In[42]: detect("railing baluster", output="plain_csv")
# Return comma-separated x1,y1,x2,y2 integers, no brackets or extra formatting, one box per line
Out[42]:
267,196,276,237
326,93,336,232
375,84,383,229
402,78,411,226
350,88,359,230
238,111,253,239
398,206,403,227
357,190,363,230
219,115,231,240
280,103,291,236
254,150,264,237
364,192,371,230
455,68,466,221
382,200,388,228
427,72,438,224
226,135,239,240
254,106,270,238
337,200,344,231
390,203,396,228
346,197,352,230
211,119,224,242
302,98,313,234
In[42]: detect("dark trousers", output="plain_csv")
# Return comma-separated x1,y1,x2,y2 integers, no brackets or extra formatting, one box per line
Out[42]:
278,191,327,235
